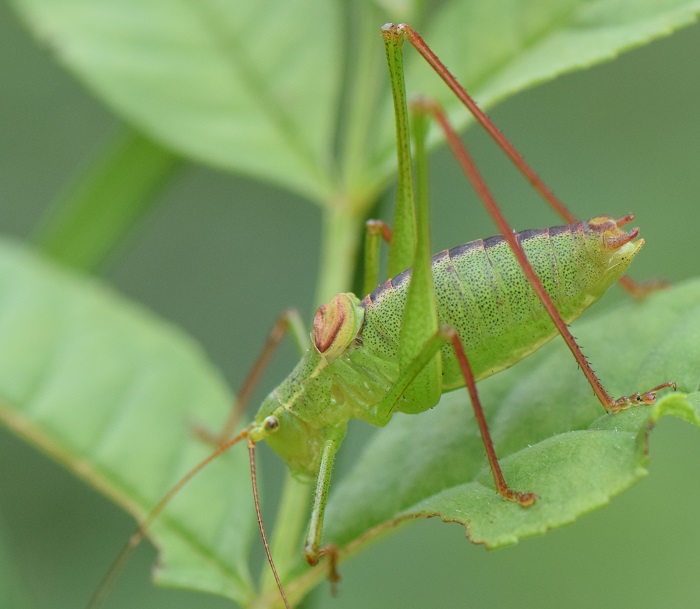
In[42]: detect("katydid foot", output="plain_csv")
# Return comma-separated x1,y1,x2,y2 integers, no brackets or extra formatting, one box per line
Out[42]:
305,543,341,595
608,382,676,414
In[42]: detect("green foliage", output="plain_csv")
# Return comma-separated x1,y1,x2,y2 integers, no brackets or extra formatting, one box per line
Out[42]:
324,279,700,551
0,527,33,609
0,240,255,604
3,0,700,608
0,239,698,605
11,0,700,210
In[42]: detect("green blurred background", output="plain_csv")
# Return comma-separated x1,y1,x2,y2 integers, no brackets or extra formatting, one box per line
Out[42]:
1,3,700,609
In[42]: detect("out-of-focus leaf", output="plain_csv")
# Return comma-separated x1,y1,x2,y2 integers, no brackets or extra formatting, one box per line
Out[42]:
11,0,700,209
0,239,255,604
0,526,34,609
0,251,699,606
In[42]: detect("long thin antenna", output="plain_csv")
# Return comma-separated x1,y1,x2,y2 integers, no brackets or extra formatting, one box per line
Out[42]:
87,428,250,609
248,437,291,609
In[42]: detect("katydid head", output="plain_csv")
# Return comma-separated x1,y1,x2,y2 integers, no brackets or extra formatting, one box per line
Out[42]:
250,292,364,476
251,392,326,476
241,292,366,607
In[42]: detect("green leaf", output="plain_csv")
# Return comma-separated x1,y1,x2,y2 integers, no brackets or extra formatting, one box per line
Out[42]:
0,526,34,609
0,239,256,605
1,230,698,606
11,0,341,204
11,0,700,209
321,278,700,562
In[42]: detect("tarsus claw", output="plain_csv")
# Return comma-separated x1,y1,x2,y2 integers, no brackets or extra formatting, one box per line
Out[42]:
609,381,676,414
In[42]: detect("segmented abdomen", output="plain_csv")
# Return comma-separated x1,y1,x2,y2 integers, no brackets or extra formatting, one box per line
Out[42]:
359,222,603,391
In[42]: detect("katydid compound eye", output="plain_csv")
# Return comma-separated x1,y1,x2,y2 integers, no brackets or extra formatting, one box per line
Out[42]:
263,416,280,432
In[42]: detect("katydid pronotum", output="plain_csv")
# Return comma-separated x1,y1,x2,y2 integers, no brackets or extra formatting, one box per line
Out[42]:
88,23,675,609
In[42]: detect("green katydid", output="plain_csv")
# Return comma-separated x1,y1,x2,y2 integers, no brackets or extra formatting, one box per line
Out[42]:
88,23,675,609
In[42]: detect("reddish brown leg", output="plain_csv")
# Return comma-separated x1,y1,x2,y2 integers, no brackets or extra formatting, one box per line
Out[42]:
447,328,536,506
390,23,662,300
366,219,393,243
421,98,675,413
617,275,670,299
194,309,307,445
304,544,340,595
317,544,341,595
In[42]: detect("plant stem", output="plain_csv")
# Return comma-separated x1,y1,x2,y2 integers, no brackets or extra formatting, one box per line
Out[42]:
313,201,363,307
32,127,179,272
